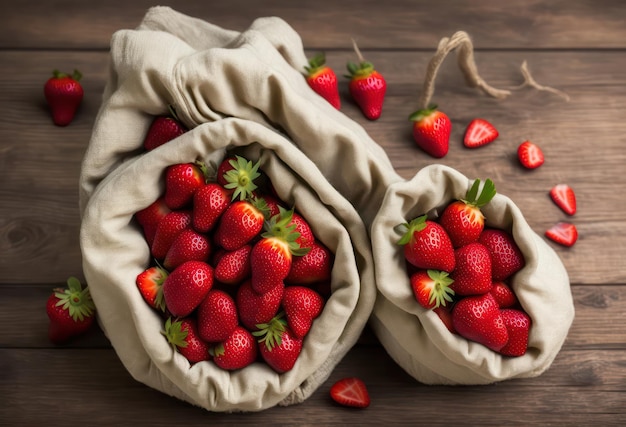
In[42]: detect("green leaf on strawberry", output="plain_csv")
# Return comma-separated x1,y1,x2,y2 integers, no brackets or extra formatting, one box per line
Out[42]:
223,155,261,201
252,312,288,351
54,276,96,322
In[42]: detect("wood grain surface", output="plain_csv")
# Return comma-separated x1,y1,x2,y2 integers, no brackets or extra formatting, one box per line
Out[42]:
1,1,625,425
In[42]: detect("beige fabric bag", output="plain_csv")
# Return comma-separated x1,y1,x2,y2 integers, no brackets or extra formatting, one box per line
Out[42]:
370,165,575,384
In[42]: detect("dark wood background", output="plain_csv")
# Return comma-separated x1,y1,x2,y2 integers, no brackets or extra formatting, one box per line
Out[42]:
1,0,625,424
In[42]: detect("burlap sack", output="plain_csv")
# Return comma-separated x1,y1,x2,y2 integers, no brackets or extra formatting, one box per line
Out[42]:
370,165,575,384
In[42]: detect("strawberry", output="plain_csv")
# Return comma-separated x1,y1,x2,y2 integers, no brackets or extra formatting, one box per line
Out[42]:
220,155,261,201
289,210,315,249
409,105,452,158
397,215,456,272
44,69,84,126
250,209,309,294
163,228,211,271
46,277,96,344
214,244,252,285
329,377,370,409
214,198,267,251
346,56,386,120
305,53,341,109
151,210,192,260
452,293,509,352
162,260,214,317
439,178,497,248
517,140,545,169
489,281,518,308
545,222,578,247
212,326,258,370
216,156,237,187
463,118,499,148
285,240,333,285
143,115,187,151
262,194,285,218
434,305,456,333
253,313,303,373
135,197,171,247
163,317,211,363
192,182,230,233
135,266,168,312
282,286,324,338
450,243,492,296
164,162,207,210
236,280,284,331
549,184,577,216
409,270,455,309
478,229,525,281
499,309,531,357
197,289,239,342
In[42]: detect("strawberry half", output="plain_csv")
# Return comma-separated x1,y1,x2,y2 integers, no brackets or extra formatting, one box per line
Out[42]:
545,222,578,247
409,105,452,158
329,377,371,409
549,184,577,216
517,141,545,169
305,53,341,109
463,118,499,148
410,270,455,309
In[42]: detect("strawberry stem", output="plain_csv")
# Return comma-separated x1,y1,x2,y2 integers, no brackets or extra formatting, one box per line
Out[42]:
223,156,261,201
397,215,428,245
252,312,287,351
462,179,496,208
54,277,95,322
426,270,455,308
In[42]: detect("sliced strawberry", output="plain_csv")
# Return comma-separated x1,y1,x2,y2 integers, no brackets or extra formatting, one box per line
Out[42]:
545,222,578,247
329,377,371,409
550,184,577,216
410,269,455,309
463,118,498,148
517,141,544,169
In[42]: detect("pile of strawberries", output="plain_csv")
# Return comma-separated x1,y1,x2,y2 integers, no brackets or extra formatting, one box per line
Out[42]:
398,179,531,357
134,146,333,373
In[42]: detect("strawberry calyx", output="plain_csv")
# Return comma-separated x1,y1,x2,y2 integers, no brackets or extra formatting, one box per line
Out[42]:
263,207,310,257
425,270,455,308
162,317,188,349
396,214,428,245
304,53,328,75
223,155,261,201
408,104,438,123
52,69,82,82
252,312,287,351
53,276,95,322
346,61,375,79
152,261,169,312
462,178,496,209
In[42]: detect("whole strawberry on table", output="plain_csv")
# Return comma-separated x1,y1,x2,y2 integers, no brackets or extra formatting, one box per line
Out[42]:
397,179,531,357
46,277,96,344
133,147,334,374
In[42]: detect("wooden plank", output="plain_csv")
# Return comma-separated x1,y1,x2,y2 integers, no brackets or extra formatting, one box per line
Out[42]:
1,347,624,425
1,0,625,50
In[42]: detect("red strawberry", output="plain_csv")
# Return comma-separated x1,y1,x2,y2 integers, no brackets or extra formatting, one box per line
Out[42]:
236,280,284,331
282,286,324,338
478,229,525,281
409,270,455,309
463,118,499,148
434,305,456,333
135,197,171,247
216,156,237,187
346,58,386,120
214,244,252,285
452,293,509,352
143,115,187,151
220,155,261,201
329,377,370,409
517,141,545,169
549,184,577,216
440,179,497,248
162,260,214,317
285,240,333,285
163,228,211,271
545,222,578,247
450,243,492,296
254,314,303,373
499,309,531,357
44,69,84,126
409,105,452,158
46,277,96,344
489,281,518,308
250,209,309,294
163,317,211,363
305,53,341,109
197,289,239,342
212,326,258,370
136,266,168,312
164,162,206,210
397,215,456,272
151,210,192,260
289,210,315,249
192,183,230,233
262,194,285,218
214,198,267,251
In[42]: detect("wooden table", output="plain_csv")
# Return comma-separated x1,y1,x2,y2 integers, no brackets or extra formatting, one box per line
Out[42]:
2,1,625,424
